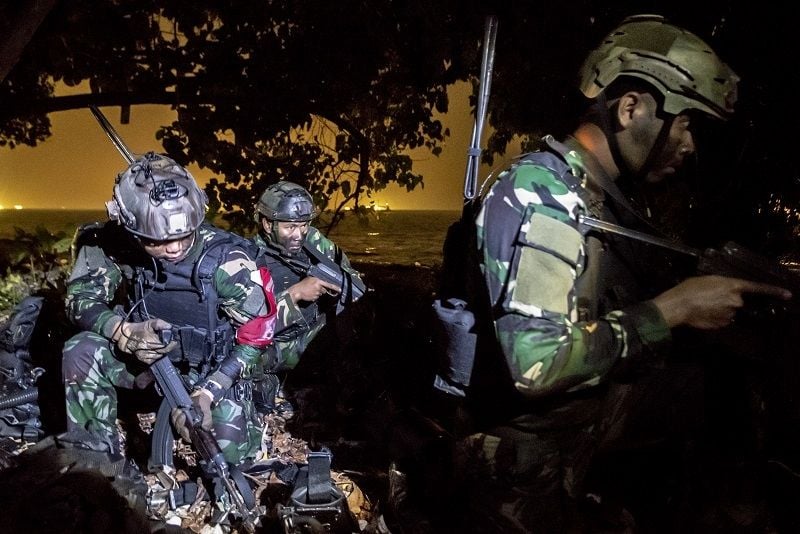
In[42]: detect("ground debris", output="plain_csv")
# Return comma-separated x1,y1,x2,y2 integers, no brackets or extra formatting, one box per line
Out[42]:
138,410,386,532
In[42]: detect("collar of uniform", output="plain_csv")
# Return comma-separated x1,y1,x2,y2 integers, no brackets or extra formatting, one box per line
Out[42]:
556,136,607,218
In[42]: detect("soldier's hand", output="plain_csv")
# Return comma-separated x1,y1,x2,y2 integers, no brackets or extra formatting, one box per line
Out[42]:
652,275,792,330
170,388,214,442
112,318,177,363
288,276,341,303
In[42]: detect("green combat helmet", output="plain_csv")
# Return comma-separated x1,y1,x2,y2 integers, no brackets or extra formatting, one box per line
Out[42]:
107,152,207,240
255,181,317,223
579,14,739,120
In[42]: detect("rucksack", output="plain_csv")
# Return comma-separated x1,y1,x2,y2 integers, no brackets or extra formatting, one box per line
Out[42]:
0,296,45,441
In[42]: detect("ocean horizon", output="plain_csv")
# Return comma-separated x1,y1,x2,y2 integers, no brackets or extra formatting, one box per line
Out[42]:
0,208,460,267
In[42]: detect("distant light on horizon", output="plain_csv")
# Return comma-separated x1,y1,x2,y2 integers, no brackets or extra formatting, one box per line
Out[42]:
13,205,23,210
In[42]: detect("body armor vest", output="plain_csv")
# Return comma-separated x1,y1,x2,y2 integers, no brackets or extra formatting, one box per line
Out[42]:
257,245,321,331
468,143,668,427
527,141,654,319
107,224,251,368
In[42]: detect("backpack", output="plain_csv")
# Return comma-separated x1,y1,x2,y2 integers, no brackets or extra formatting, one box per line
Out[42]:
0,296,45,441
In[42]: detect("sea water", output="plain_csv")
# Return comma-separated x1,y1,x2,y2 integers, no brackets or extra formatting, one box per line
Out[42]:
0,209,460,267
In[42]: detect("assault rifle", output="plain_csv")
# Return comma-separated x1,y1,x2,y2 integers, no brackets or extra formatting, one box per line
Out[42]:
151,331,259,532
579,215,799,309
279,254,366,303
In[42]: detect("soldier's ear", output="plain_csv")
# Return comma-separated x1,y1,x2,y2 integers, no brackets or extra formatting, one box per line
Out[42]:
616,91,641,128
261,217,273,234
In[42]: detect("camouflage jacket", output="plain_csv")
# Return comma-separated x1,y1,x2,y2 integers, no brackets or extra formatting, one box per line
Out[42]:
476,135,671,399
66,224,273,381
252,227,362,368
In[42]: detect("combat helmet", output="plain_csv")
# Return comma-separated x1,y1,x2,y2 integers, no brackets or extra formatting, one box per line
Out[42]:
255,181,317,223
578,14,739,120
107,152,207,241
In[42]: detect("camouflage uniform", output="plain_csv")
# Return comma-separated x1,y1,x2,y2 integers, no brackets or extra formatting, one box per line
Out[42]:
462,135,673,531
63,223,272,465
252,227,363,370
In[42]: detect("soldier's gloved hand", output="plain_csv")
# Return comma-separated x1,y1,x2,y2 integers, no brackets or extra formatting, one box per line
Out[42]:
170,388,214,443
112,318,177,364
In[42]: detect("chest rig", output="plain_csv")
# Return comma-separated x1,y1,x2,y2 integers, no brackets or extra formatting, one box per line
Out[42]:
120,225,251,370
257,246,321,336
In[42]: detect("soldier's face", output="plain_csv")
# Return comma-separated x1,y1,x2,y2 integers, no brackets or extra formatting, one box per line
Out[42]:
265,219,309,255
617,92,696,183
644,112,696,183
139,233,195,262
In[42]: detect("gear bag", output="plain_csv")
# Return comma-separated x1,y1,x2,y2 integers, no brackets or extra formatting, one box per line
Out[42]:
431,212,485,398
0,296,45,441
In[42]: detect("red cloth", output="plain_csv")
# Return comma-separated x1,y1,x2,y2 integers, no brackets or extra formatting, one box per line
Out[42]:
235,266,277,348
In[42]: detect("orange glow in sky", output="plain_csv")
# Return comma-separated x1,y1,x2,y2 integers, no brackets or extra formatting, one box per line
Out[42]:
0,82,519,211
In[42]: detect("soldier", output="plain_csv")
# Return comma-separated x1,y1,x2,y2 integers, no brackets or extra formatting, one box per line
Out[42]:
250,181,365,414
62,152,276,467
462,15,792,532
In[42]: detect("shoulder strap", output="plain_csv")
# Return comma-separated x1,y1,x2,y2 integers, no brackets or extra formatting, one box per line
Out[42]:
191,225,256,297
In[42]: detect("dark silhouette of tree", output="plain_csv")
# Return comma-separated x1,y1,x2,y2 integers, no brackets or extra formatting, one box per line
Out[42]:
0,0,488,231
1,0,798,242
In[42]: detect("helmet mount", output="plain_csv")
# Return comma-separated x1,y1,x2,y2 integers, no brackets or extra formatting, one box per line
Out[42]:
108,152,207,241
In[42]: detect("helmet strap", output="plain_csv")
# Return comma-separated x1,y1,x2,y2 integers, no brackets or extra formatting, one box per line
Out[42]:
601,92,674,184
589,92,634,180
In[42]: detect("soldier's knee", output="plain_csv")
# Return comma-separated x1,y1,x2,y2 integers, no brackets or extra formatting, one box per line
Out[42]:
62,331,110,381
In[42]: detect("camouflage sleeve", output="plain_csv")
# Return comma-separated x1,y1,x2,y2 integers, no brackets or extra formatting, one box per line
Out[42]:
65,244,124,336
274,320,326,370
214,245,273,380
274,288,305,335
477,161,671,399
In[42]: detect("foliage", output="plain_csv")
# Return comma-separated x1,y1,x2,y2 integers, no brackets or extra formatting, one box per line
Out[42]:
2,1,798,244
0,228,71,319
0,0,491,233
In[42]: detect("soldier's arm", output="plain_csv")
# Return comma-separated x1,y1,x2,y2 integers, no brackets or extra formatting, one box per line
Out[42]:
213,246,275,382
65,244,124,338
479,164,671,398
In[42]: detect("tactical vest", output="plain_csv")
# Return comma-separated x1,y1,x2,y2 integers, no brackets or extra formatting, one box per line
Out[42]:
533,138,665,319
98,223,255,369
466,139,666,428
256,246,320,336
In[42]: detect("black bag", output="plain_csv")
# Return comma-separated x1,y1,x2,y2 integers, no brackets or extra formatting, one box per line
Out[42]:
0,296,45,441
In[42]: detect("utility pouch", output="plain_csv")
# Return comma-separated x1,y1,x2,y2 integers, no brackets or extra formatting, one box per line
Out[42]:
171,326,210,367
432,297,477,397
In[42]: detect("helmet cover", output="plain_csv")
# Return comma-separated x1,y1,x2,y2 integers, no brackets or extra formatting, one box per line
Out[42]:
255,181,317,223
107,152,207,241
579,14,739,120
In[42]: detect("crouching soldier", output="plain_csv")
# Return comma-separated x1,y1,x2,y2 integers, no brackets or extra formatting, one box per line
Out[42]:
62,152,276,467
251,181,365,414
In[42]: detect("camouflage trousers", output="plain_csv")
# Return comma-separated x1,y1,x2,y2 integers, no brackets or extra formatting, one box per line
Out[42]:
62,331,263,465
454,396,603,533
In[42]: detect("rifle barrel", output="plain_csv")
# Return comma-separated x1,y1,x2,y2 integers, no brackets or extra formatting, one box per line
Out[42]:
578,215,701,258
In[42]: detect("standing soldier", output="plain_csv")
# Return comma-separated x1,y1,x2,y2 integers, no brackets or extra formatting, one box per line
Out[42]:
461,15,791,532
63,152,276,467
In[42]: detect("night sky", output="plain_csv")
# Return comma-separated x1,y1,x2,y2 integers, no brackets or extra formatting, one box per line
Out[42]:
1,1,796,226
0,80,517,211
